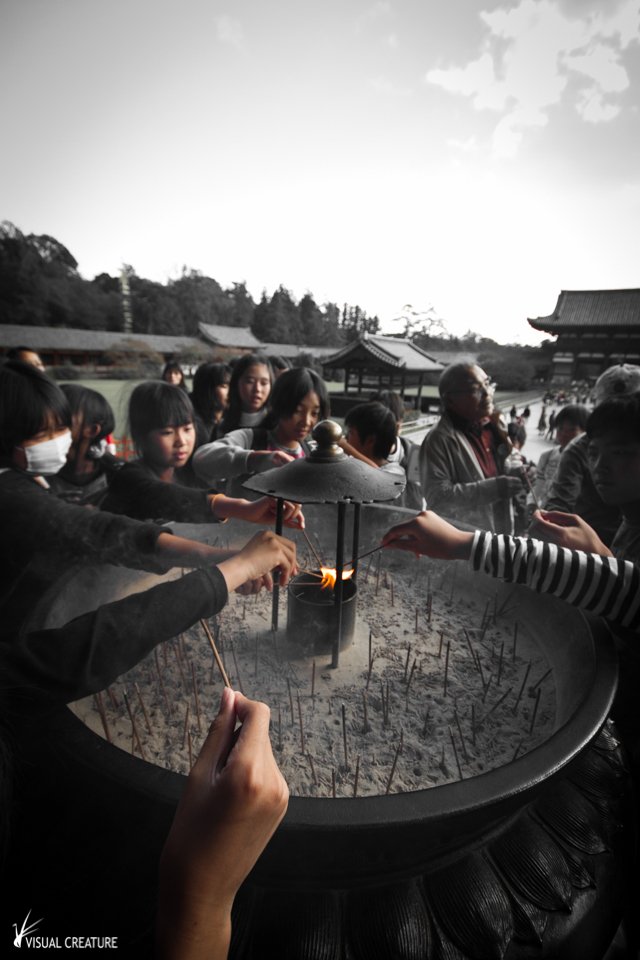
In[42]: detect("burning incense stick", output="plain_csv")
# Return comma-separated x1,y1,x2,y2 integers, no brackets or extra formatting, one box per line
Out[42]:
182,703,190,750
346,542,385,567
134,681,152,735
522,467,541,511
529,688,542,734
443,641,451,696
454,709,469,762
449,727,463,780
287,678,295,725
173,643,187,692
297,694,305,754
403,645,412,681
512,661,532,716
497,641,505,687
362,691,370,733
405,658,418,701
123,689,146,760
477,685,513,727
422,707,430,738
341,703,348,766
301,527,324,569
307,752,318,785
385,742,401,794
200,619,231,687
531,667,552,690
191,663,202,733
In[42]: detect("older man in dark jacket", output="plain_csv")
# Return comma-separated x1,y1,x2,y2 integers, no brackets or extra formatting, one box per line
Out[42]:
419,363,523,533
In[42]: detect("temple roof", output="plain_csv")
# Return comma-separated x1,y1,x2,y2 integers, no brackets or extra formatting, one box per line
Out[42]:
198,322,262,349
529,289,640,333
0,324,202,354
323,334,443,373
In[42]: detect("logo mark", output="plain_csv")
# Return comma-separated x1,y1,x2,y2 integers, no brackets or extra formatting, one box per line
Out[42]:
13,910,42,947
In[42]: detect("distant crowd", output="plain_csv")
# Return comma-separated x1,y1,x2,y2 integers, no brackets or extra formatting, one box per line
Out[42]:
2,344,640,957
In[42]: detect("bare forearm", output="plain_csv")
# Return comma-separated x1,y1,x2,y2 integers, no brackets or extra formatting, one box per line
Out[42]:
156,532,233,568
156,899,231,960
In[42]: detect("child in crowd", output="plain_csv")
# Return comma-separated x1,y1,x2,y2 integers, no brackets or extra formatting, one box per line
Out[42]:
194,367,329,498
0,360,297,702
216,353,273,437
269,354,291,379
339,401,406,481
544,364,640,544
101,380,302,528
48,383,121,507
190,361,231,443
367,392,423,508
534,404,588,505
532,391,640,563
161,360,188,390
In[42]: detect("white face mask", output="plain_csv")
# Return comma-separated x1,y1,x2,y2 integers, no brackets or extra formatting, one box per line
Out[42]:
20,430,72,476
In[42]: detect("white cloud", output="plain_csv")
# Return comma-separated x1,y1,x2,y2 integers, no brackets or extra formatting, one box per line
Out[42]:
577,89,621,123
215,15,246,53
425,0,640,157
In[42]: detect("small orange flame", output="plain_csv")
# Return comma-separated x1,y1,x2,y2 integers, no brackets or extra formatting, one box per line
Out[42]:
319,566,355,590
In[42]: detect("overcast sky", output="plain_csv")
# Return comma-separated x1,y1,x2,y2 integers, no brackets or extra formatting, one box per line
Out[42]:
1,0,638,344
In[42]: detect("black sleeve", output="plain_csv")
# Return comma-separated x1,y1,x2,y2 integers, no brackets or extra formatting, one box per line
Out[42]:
0,472,167,573
102,461,214,523
3,567,229,705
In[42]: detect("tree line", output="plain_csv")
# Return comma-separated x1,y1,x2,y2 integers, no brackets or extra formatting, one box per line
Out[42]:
0,221,380,347
0,221,552,388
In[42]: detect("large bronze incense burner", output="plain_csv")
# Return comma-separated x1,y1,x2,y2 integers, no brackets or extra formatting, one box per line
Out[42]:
24,424,634,957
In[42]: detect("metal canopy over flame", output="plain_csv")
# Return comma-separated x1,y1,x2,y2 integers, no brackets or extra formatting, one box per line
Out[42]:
243,420,405,504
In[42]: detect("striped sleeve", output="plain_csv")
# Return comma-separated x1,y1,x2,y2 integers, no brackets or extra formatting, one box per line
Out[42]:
470,532,640,632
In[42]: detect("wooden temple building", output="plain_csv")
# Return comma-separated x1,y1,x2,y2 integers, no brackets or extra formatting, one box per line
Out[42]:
528,289,640,384
322,334,443,410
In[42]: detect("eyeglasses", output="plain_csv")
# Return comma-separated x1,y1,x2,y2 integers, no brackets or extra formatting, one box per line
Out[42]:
448,380,496,398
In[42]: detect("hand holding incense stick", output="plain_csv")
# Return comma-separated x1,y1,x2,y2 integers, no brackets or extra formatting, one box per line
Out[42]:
521,466,541,511
158,688,288,960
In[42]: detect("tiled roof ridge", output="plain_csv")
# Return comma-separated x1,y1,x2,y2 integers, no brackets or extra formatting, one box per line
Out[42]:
528,288,640,332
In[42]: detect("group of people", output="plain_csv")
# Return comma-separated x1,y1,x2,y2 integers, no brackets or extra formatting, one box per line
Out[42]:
3,345,640,956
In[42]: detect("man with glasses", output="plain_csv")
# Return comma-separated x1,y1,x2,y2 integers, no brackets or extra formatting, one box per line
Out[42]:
419,363,524,533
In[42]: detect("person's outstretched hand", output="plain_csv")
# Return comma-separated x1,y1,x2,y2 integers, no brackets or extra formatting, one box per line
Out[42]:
381,510,475,561
248,450,295,472
234,496,304,530
528,509,613,556
157,688,289,960
211,495,304,529
218,530,298,594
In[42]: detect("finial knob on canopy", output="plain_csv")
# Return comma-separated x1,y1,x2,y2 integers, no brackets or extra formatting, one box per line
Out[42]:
310,419,345,462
